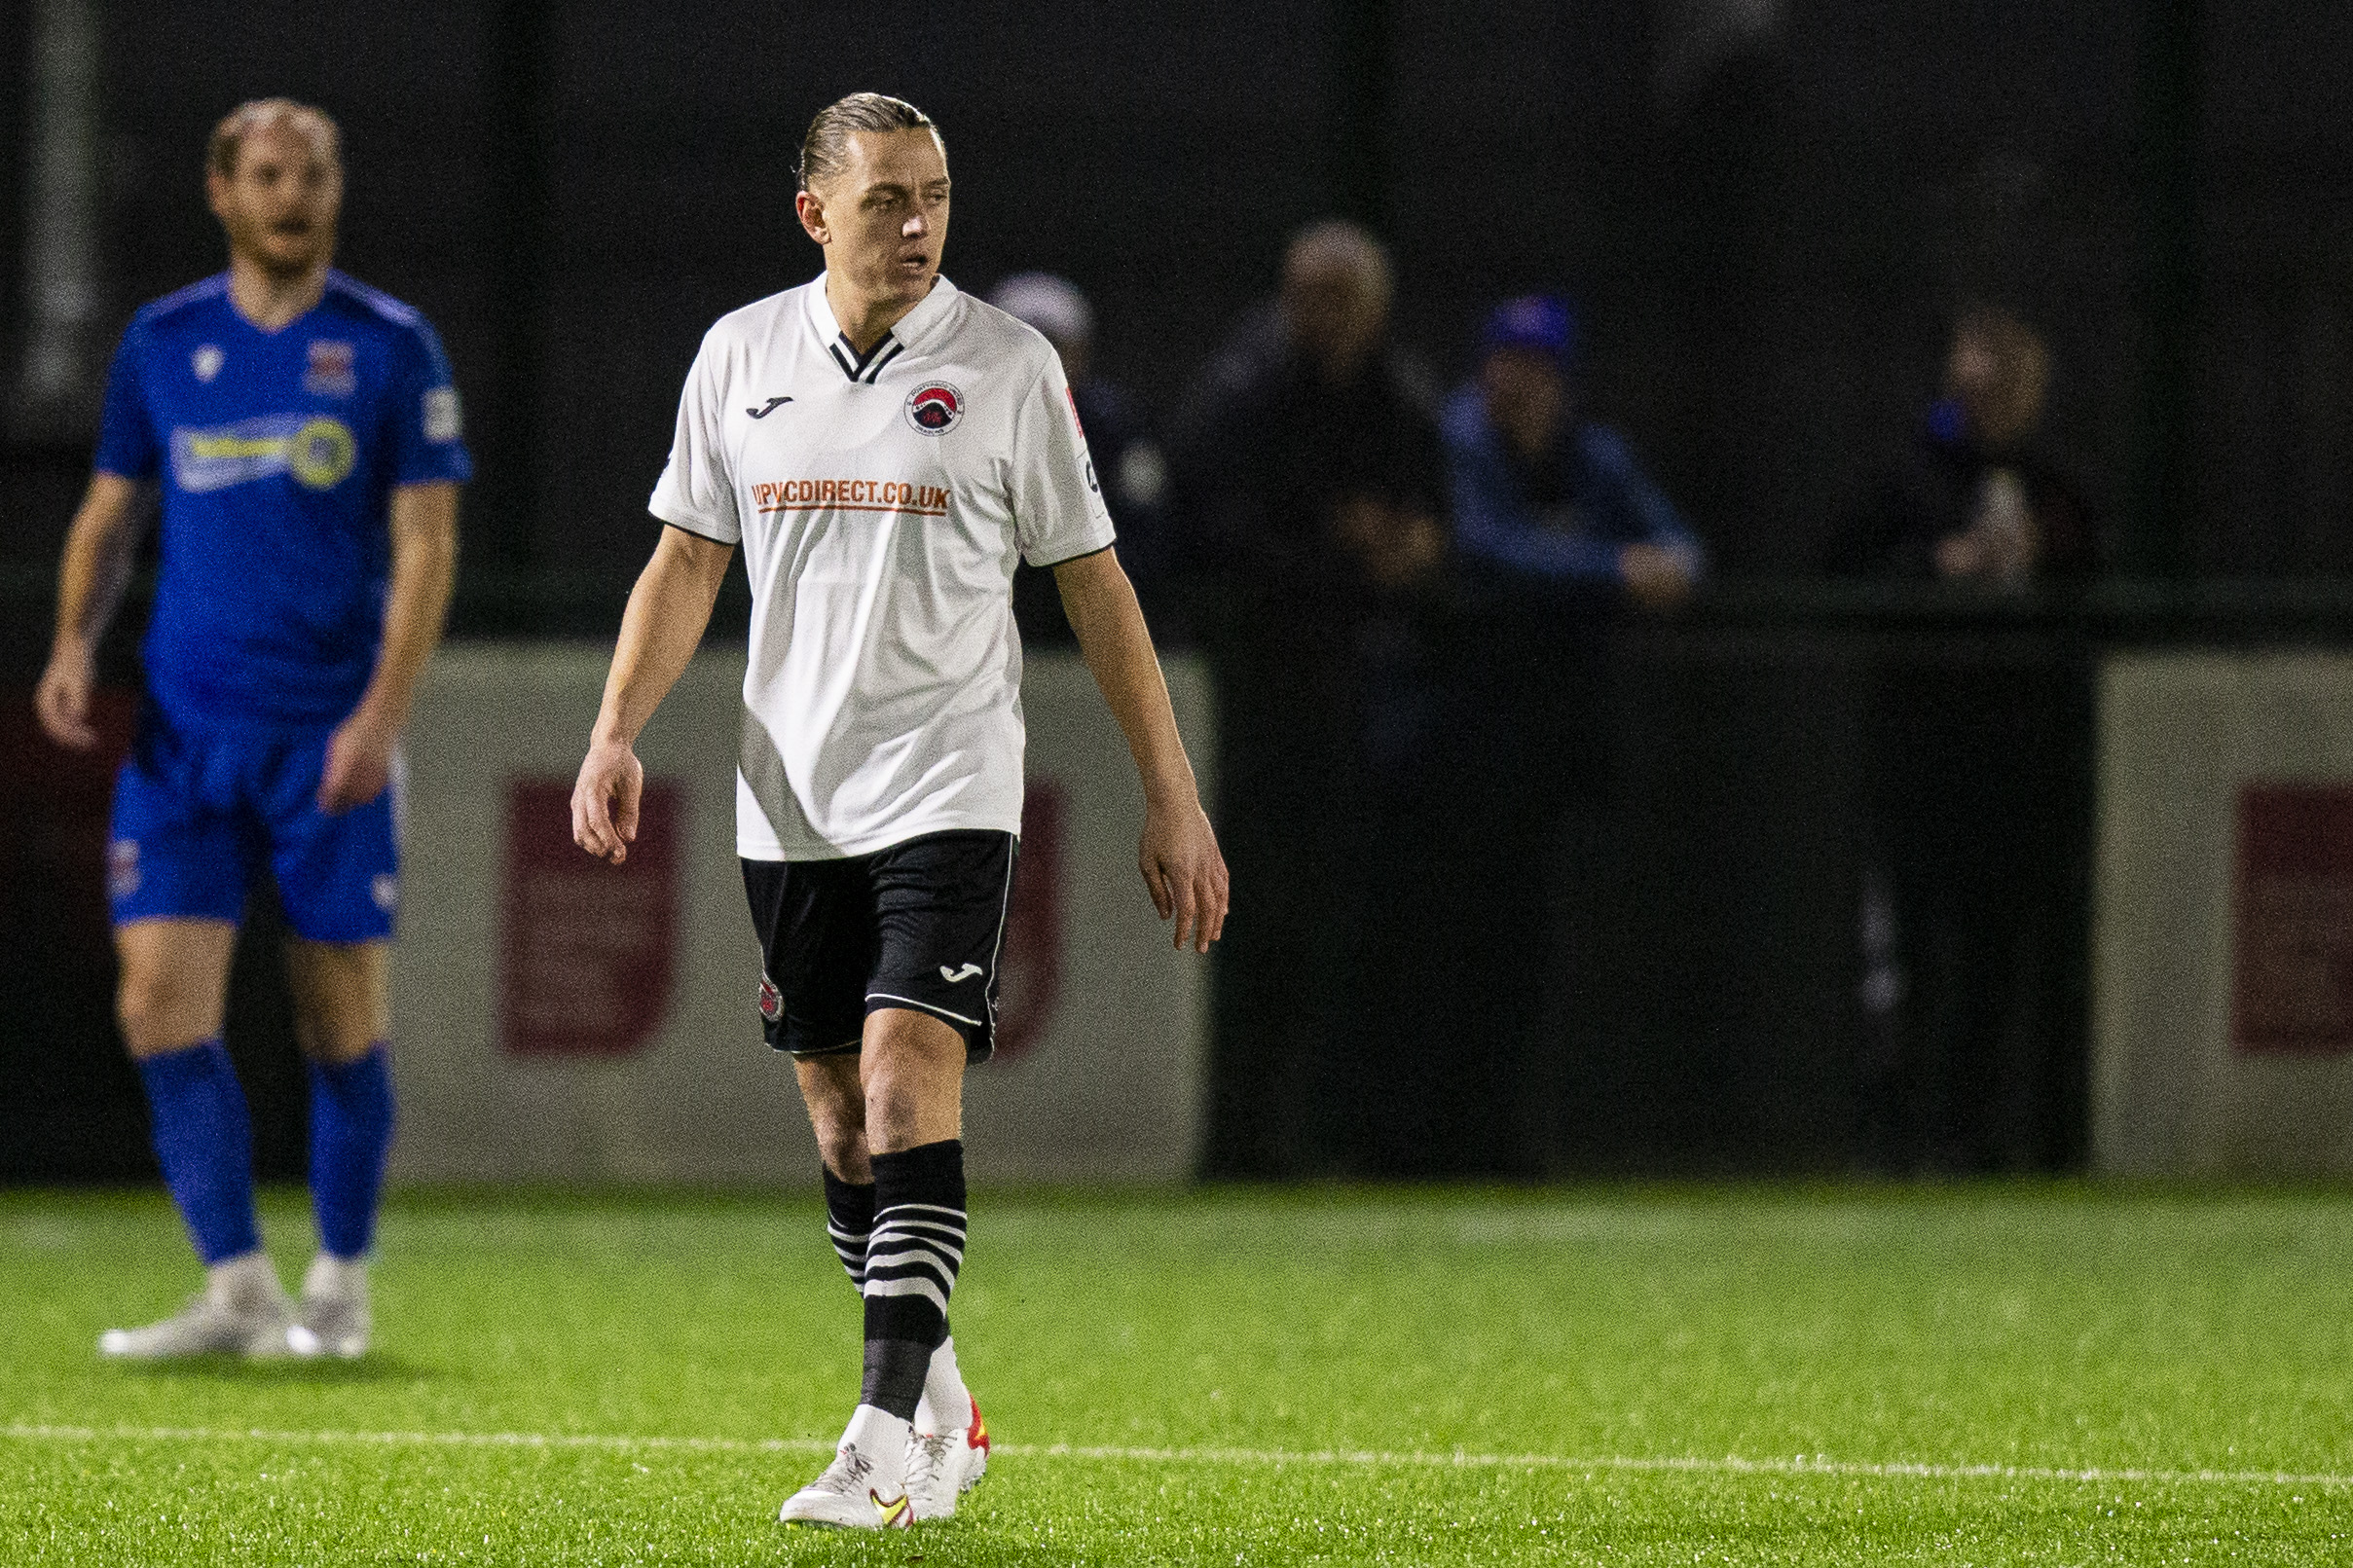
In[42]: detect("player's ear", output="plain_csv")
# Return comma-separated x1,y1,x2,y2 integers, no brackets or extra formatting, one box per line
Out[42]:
794,189,828,246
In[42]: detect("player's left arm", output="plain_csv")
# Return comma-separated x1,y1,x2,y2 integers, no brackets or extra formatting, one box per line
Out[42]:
1054,546,1229,953
319,481,458,814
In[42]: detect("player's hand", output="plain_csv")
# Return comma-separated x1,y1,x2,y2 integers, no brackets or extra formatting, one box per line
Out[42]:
572,738,644,865
318,709,398,816
1619,542,1694,610
1140,794,1229,954
34,642,101,751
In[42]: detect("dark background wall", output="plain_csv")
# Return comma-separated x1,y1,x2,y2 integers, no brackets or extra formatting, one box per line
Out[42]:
5,0,2353,579
4,1,2352,1182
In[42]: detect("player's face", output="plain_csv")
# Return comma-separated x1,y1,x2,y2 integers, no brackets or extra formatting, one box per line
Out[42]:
801,129,950,307
208,123,342,279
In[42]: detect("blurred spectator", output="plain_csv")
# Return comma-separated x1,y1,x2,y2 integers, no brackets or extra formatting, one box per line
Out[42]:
1837,307,2095,1173
990,273,1176,645
1386,295,1708,1175
1166,221,1448,603
1164,220,1448,1176
1443,294,1705,608
1837,306,2093,585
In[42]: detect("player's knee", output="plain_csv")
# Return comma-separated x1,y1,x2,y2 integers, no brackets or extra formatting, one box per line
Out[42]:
859,1019,964,1149
814,1121,870,1183
115,970,200,1054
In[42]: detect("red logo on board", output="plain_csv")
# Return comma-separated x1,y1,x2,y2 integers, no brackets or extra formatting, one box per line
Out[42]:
2231,783,2353,1054
498,778,679,1057
991,784,1065,1062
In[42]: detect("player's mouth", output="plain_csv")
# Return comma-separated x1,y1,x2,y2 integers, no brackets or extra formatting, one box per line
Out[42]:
896,252,932,275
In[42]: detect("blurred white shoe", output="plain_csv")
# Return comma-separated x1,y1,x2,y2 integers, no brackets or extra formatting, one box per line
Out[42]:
287,1253,369,1358
905,1396,989,1520
779,1405,915,1528
98,1254,291,1360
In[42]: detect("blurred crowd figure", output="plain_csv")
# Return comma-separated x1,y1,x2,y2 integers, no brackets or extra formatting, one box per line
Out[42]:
1154,222,1701,1177
1839,307,2093,587
999,235,2088,1179
1834,307,2094,1173
989,273,1172,645
1444,293,1702,608
1159,222,1451,1175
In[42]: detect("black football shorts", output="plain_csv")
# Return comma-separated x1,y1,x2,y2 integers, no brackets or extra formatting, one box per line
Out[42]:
740,829,1017,1064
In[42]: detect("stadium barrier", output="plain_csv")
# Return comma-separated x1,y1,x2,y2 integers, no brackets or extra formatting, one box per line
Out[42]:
2095,651,2353,1174
387,643,1212,1186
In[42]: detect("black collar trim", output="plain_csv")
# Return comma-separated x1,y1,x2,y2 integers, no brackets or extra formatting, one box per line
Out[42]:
828,333,904,384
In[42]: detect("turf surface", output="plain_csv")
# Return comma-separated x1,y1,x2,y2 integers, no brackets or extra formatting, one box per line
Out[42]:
4,1185,2351,1564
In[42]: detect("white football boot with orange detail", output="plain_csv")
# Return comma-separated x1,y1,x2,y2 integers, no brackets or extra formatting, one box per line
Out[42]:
779,1405,916,1529
905,1397,990,1521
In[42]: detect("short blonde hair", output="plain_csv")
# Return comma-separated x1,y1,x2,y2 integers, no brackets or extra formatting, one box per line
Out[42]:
206,98,340,180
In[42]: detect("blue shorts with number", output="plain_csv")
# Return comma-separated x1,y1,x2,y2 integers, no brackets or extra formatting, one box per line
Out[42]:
108,704,400,943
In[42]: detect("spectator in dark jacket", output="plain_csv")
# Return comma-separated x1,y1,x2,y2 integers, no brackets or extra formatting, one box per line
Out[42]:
1840,305,2094,585
1167,221,1447,607
1165,220,1448,1176
1838,307,2096,1174
991,273,1176,645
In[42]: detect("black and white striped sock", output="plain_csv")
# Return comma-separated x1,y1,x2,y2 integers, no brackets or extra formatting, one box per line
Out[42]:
821,1166,874,1295
859,1139,966,1422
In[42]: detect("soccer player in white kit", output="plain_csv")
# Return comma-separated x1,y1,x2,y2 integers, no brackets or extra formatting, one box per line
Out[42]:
570,93,1229,1529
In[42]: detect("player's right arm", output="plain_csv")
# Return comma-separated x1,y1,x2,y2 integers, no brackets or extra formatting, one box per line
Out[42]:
571,525,734,864
35,473,144,751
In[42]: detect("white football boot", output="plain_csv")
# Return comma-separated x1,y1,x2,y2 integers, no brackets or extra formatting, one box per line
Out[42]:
98,1253,292,1360
905,1396,990,1520
286,1253,370,1358
779,1405,916,1529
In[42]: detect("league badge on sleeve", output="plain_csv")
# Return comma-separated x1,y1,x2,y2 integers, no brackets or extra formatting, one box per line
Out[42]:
904,383,964,435
423,386,463,443
192,346,224,383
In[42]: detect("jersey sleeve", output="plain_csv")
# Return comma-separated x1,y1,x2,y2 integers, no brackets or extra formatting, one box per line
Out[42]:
387,318,474,486
92,322,159,481
647,332,742,544
1008,352,1117,567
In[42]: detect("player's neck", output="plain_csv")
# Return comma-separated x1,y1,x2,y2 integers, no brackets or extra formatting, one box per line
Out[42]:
226,255,331,334
825,269,931,356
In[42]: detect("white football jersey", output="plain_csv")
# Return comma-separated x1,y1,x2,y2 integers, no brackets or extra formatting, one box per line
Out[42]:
650,275,1115,860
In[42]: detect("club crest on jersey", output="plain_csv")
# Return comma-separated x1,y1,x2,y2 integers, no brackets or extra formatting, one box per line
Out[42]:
305,340,357,397
757,973,783,1023
192,346,224,383
904,383,964,435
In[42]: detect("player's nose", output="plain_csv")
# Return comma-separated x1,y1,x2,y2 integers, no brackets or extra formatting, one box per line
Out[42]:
901,212,928,238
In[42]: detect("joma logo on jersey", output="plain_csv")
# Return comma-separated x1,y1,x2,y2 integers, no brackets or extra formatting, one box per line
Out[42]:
752,478,950,516
170,416,356,492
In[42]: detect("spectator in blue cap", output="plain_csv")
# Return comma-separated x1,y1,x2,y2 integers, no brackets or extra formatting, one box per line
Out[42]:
1442,295,1704,607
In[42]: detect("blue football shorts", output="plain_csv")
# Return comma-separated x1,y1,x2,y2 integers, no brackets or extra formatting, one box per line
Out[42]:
107,705,401,943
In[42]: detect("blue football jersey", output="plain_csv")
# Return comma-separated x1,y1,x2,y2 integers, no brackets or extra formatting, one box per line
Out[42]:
93,271,472,730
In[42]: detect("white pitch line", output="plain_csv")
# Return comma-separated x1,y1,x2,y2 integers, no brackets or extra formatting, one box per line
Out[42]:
5,1423,2349,1491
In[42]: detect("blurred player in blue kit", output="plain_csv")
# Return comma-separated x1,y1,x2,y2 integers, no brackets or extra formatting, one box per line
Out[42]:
34,99,468,1359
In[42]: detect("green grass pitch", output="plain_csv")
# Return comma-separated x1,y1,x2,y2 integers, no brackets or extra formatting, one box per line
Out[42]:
5,1185,2352,1564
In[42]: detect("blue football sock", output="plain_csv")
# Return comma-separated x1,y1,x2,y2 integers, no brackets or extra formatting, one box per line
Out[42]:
135,1039,261,1265
308,1044,395,1260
